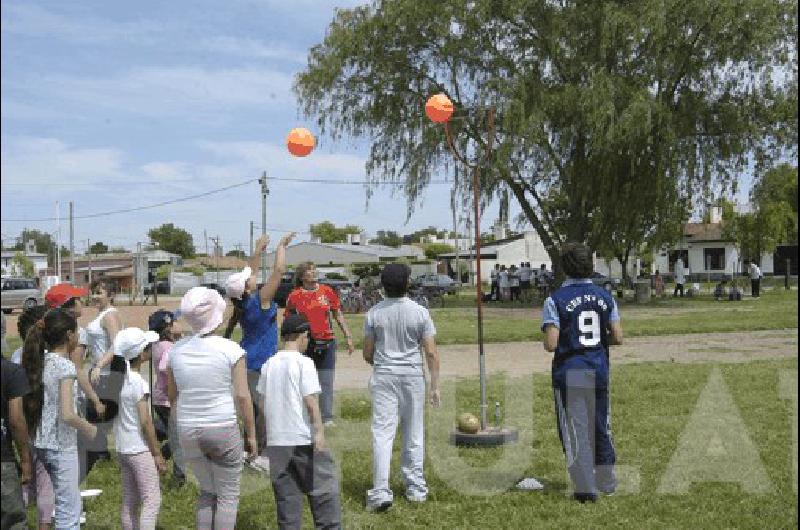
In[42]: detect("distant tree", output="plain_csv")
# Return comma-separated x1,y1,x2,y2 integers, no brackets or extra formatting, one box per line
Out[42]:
370,230,403,247
155,264,172,281
12,252,34,277
12,229,54,254
309,221,362,243
422,243,455,260
89,241,109,254
148,223,196,258
403,227,446,244
226,249,246,259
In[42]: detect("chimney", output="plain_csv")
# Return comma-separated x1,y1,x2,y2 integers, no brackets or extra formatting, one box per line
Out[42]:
710,206,723,224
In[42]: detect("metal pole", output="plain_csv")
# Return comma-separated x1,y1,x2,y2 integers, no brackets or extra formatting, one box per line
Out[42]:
260,172,269,284
69,202,74,283
87,239,92,287
249,221,254,258
55,202,61,280
787,258,791,290
452,188,460,284
216,236,220,286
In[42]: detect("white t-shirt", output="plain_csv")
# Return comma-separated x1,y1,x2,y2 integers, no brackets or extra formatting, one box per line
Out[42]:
85,308,119,376
11,347,22,365
749,264,762,280
257,350,321,447
675,260,686,284
169,335,245,427
114,370,150,455
364,297,436,376
498,271,509,288
509,273,520,287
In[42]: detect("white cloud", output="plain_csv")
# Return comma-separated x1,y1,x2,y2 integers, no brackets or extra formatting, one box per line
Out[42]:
28,66,293,117
1,4,165,44
200,36,307,64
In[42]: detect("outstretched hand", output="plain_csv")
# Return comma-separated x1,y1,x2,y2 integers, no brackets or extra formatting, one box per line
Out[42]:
279,232,296,248
255,234,270,253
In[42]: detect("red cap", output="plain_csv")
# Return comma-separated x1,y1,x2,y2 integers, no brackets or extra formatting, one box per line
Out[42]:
45,283,88,308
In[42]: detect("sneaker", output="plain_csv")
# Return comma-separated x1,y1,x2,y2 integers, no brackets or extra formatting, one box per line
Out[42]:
405,493,427,503
366,500,392,513
323,420,336,428
80,512,86,524
573,493,597,503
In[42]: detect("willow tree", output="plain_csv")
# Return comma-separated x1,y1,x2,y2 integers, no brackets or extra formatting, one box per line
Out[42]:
296,0,797,270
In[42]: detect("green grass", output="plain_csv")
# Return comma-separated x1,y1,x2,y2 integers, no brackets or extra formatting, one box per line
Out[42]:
3,289,796,355
61,358,798,529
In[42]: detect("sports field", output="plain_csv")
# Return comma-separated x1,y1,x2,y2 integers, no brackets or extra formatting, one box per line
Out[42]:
12,288,795,529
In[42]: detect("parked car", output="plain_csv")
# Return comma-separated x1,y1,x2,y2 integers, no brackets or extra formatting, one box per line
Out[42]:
200,282,227,297
590,272,623,293
413,273,457,295
1,277,44,314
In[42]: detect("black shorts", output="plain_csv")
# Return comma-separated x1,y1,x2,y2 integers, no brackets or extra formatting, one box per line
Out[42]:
520,281,531,289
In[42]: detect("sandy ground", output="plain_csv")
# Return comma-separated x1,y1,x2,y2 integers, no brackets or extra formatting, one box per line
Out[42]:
334,329,798,391
5,303,796,392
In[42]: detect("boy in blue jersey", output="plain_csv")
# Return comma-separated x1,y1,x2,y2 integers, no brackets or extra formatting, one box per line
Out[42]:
541,243,624,503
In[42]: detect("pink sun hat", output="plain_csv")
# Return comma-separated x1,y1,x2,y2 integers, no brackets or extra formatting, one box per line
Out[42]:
179,286,227,336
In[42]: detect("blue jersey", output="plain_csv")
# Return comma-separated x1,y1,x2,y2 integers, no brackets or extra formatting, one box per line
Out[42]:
239,295,278,372
542,280,618,387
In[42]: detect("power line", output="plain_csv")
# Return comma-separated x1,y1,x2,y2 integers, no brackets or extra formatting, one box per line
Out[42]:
1,178,257,222
2,175,455,188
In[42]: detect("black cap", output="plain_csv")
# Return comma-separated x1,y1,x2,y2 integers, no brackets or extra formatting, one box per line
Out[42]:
148,310,174,333
381,263,411,293
281,314,310,337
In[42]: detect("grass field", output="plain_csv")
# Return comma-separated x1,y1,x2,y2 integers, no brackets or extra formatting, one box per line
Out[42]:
64,357,798,529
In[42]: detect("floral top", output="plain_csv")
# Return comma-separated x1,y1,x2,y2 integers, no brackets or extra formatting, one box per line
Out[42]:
33,352,78,451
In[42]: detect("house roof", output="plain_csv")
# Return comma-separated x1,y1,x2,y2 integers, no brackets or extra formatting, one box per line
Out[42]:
1,251,48,259
324,243,423,259
187,256,248,269
477,233,525,249
683,222,728,242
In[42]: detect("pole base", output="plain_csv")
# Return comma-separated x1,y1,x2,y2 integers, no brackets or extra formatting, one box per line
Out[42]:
450,427,519,447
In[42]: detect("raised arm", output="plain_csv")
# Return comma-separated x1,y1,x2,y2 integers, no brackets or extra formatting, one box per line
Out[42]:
259,232,295,306
249,234,270,279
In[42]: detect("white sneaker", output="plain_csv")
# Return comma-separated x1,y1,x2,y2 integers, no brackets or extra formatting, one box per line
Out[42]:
323,420,336,428
247,455,270,473
80,512,86,524
405,493,427,503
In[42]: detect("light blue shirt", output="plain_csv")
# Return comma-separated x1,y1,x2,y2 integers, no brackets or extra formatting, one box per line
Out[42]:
541,279,620,331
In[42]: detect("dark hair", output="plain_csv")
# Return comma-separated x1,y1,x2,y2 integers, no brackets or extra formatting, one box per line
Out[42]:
561,243,594,279
22,309,77,435
18,305,48,341
381,264,411,298
223,292,249,339
90,278,116,297
293,262,316,287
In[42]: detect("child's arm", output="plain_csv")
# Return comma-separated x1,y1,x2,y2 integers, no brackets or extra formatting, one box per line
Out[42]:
59,379,97,440
137,398,167,472
543,324,559,352
232,358,257,459
90,311,123,382
70,346,105,419
303,393,325,452
608,322,623,346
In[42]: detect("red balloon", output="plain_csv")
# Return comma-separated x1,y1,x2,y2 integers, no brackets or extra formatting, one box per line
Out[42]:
425,93,454,123
286,127,315,157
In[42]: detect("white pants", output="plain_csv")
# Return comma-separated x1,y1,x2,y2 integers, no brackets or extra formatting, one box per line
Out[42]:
367,373,428,506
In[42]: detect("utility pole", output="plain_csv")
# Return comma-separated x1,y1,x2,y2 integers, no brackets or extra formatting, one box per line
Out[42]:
55,202,61,280
209,235,221,285
69,202,74,283
87,239,93,287
204,229,209,257
451,188,460,284
259,172,269,283
249,221,254,258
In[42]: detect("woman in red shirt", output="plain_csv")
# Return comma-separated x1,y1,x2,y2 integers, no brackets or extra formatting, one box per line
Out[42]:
285,262,354,427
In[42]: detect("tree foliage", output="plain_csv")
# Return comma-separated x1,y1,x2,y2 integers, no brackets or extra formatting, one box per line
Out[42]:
147,223,196,259
423,242,455,259
89,241,109,255
296,0,797,271
403,226,447,244
309,221,362,243
370,230,403,247
12,229,54,255
11,253,35,278
226,249,246,259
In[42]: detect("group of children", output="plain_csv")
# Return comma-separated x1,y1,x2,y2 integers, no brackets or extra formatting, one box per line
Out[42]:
490,262,549,301
2,240,622,528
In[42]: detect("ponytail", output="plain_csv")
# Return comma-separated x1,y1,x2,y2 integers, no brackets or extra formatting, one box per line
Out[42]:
21,321,46,435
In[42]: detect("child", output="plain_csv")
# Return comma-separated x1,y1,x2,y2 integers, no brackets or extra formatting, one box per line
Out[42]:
148,310,185,487
653,270,665,298
714,280,728,301
541,243,623,503
112,327,166,530
258,314,341,529
23,308,98,528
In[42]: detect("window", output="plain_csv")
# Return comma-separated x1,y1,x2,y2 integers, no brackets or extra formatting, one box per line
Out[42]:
704,248,725,271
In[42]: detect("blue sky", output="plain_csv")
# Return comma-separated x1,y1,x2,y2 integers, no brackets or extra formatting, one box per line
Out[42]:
1,1,499,254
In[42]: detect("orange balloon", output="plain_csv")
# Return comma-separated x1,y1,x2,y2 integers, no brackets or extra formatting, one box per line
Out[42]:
286,127,316,157
425,93,454,123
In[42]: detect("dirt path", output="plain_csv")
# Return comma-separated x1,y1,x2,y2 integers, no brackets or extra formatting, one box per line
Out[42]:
334,329,798,390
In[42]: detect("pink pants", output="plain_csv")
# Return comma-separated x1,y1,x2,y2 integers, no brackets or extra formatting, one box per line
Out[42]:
119,452,161,530
23,450,54,526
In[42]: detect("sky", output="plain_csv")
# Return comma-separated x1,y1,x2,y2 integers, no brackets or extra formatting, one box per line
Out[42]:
1,0,504,255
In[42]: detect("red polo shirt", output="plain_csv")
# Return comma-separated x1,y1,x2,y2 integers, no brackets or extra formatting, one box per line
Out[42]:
285,285,340,341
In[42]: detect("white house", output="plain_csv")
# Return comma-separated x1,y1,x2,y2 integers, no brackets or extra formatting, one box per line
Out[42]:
439,230,552,284
1,250,49,277
263,240,426,268
652,207,787,278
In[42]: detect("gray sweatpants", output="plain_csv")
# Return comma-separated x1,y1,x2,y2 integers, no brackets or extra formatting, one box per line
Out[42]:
265,445,341,530
367,373,427,507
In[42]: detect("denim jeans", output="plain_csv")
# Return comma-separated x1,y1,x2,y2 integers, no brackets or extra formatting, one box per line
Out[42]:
305,339,336,423
36,447,82,530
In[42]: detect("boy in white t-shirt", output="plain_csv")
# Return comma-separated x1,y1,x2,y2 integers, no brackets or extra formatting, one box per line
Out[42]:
257,314,341,529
